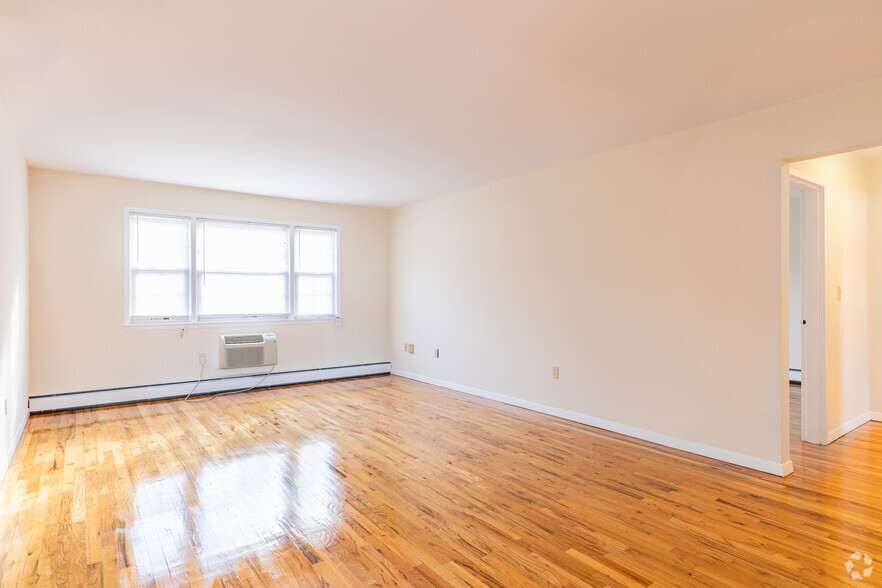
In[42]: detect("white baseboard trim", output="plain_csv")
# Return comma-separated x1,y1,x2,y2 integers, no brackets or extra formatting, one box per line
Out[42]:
871,412,882,422
827,412,873,444
1,412,29,486
30,362,391,413
392,369,793,477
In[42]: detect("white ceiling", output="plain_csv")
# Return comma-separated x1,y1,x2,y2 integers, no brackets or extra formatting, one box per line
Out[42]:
3,1,882,208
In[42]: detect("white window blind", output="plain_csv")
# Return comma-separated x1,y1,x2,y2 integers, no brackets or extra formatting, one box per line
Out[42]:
196,218,290,319
128,212,191,321
294,226,338,317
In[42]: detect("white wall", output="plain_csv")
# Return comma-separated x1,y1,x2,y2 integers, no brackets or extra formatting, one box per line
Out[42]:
389,75,882,473
791,154,871,438
789,187,801,371
28,169,389,398
0,102,29,479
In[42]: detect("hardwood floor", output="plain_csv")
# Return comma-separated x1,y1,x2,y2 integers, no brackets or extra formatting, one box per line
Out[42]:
1,376,880,586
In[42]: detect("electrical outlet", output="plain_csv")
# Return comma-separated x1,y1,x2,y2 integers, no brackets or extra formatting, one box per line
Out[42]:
408,343,415,354
434,349,440,358
552,366,560,379
404,343,408,352
199,353,207,365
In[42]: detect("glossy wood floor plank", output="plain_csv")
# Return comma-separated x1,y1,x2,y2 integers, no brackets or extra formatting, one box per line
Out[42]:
1,377,880,586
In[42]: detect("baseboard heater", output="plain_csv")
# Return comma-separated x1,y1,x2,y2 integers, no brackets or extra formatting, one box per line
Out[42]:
28,362,391,413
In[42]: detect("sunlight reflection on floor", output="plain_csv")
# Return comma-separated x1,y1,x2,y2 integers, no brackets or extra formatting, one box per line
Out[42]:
129,438,340,582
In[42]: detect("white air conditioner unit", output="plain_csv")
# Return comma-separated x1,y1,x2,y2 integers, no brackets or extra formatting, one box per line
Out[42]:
218,333,278,369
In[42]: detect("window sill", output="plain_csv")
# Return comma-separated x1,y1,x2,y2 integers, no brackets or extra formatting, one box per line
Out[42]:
123,317,338,330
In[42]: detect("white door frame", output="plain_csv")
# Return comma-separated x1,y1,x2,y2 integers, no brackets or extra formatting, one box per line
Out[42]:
790,169,827,445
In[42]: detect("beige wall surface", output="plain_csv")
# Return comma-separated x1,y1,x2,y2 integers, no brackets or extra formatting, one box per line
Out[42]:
788,189,801,371
792,154,871,436
28,170,389,397
0,102,29,475
390,76,882,469
869,161,882,417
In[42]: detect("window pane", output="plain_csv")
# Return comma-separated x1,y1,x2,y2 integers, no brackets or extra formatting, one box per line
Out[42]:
131,270,190,317
199,274,289,316
196,219,290,317
296,275,334,316
128,213,191,319
130,214,190,271
295,228,336,273
198,220,288,274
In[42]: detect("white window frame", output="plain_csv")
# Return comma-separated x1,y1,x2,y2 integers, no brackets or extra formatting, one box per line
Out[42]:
123,207,340,329
292,226,340,320
195,217,292,322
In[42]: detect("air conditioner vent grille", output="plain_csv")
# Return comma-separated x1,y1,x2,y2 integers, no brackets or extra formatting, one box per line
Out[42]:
225,334,264,345
225,346,266,368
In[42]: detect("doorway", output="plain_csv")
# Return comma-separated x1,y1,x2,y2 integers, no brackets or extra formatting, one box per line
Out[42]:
788,171,826,446
785,146,882,471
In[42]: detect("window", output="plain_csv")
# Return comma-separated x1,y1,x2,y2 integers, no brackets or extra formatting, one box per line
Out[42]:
128,212,191,321
294,227,337,317
196,219,290,319
126,209,338,325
